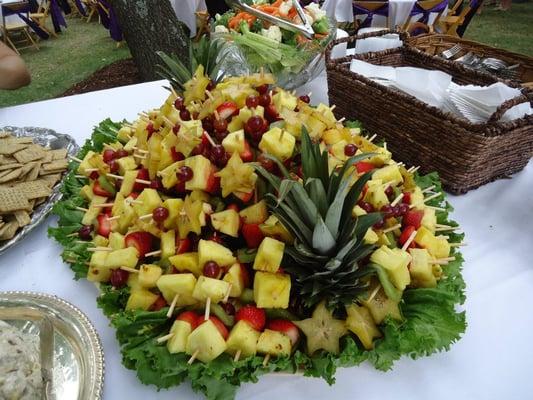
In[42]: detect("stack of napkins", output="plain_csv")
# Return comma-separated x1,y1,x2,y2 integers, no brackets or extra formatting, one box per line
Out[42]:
349,59,533,123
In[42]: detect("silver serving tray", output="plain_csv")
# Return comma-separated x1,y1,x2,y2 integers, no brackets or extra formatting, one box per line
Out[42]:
0,291,104,399
0,126,79,256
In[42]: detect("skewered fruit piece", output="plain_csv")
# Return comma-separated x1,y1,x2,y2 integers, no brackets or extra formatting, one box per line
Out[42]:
372,164,404,186
198,239,236,267
156,273,198,306
104,247,139,269
253,237,284,273
370,246,411,291
267,319,299,346
167,320,192,354
361,285,402,324
126,289,160,311
210,209,240,237
239,200,268,225
225,320,260,357
108,232,125,250
408,248,437,288
186,320,227,363
259,215,293,244
169,252,201,276
81,196,107,226
183,155,215,191
222,264,246,297
192,276,231,303
132,189,162,217
258,127,295,162
215,152,257,198
253,272,291,309
345,304,381,350
256,329,291,357
160,230,176,259
415,226,450,259
138,264,163,288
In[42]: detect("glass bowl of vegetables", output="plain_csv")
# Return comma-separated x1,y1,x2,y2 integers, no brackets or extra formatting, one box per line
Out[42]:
212,1,337,90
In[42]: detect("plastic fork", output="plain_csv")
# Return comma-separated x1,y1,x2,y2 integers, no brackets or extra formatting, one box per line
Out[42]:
441,44,462,60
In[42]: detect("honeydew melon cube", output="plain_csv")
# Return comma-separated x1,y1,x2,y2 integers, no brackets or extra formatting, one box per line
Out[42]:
186,320,227,363
169,252,201,276
253,272,290,309
125,289,159,311
104,247,139,269
256,329,291,356
226,320,260,357
167,320,192,354
253,237,285,273
370,246,411,291
198,239,236,267
192,276,231,303
258,127,295,161
138,264,163,288
156,273,197,306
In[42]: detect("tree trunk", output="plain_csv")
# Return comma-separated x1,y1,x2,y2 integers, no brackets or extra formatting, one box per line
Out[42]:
108,0,190,81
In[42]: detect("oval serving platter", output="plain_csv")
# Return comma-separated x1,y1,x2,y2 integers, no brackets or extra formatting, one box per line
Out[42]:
0,126,79,256
0,291,104,399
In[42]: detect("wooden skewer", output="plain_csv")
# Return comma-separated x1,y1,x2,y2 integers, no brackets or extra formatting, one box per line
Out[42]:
203,132,216,147
214,110,221,121
170,85,178,98
307,91,312,97
133,147,149,153
166,294,180,318
93,203,115,208
262,354,271,367
74,175,87,179
435,226,462,232
396,162,405,167
135,178,151,185
107,216,120,221
233,349,242,362
424,192,442,203
68,155,83,163
163,116,177,127
156,333,175,343
450,242,467,247
390,193,404,207
437,235,450,239
126,199,143,205
138,214,152,221
260,66,264,79
426,205,446,212
120,266,139,273
84,168,99,172
74,240,90,244
368,134,377,142
223,284,232,303
383,142,387,151
401,230,417,251
382,223,402,234
337,117,346,123
107,173,124,180
133,154,147,159
204,297,211,321
145,249,162,257
422,185,436,193
330,104,336,111
205,90,215,101
66,232,79,237
408,166,420,174
75,206,88,212
87,247,113,252
188,349,199,364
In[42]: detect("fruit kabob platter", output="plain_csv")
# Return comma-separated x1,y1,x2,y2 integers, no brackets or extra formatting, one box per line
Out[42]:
49,69,466,400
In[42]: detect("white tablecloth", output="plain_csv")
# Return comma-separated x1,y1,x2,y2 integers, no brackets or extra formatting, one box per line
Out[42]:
1,76,532,400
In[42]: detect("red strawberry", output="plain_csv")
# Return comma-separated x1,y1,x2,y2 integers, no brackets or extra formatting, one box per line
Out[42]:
125,231,153,258
265,104,279,122
177,311,201,329
399,225,417,247
241,223,264,248
103,149,116,163
89,170,99,180
240,140,254,162
199,316,229,339
128,192,140,200
171,147,185,162
92,180,113,197
267,319,299,346
402,210,424,229
96,214,112,238
239,264,251,287
133,168,150,192
226,203,240,212
355,161,375,174
402,192,411,204
175,237,192,254
235,305,266,331
205,170,220,194
149,295,167,311
216,101,239,120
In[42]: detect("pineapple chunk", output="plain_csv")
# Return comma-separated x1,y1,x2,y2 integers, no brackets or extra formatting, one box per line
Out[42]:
322,128,350,145
104,247,139,269
329,140,348,161
119,170,138,197
89,251,108,269
363,228,379,244
372,164,403,186
239,200,268,224
167,320,192,354
352,205,367,217
117,126,133,143
138,264,163,288
304,114,327,140
272,90,297,111
226,320,260,357
87,265,112,283
421,207,437,232
77,150,96,175
409,187,425,210
415,226,450,259
162,198,184,229
169,252,201,276
80,184,93,201
253,237,285,273
156,274,198,306
408,248,437,288
198,239,236,267
256,329,291,356
370,246,411,291
183,155,214,191
133,189,162,217
210,209,240,237
346,304,382,350
93,235,108,248
108,232,125,250
125,289,159,311
81,195,107,226
253,272,291,309
116,156,137,175
186,320,227,363
192,276,231,303
315,103,337,128
222,130,246,154
362,287,402,324
159,161,185,189
160,230,176,259
259,127,295,161
223,263,245,297
365,179,389,210
259,215,293,244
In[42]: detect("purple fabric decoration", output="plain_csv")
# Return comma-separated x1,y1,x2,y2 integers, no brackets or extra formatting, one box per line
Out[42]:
96,0,110,29
96,0,122,42
1,2,49,39
353,2,389,28
49,0,67,33
411,0,448,24
73,0,87,16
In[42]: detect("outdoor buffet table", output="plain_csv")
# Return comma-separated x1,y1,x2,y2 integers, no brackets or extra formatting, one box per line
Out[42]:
0,74,532,400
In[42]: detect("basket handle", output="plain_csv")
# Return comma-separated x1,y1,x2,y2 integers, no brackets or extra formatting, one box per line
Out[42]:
325,29,408,65
486,91,533,124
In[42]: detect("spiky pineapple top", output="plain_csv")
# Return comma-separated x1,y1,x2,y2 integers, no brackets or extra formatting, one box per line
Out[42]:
255,129,383,311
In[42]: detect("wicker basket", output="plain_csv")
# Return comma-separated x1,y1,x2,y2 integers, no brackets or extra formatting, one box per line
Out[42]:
325,31,533,194
408,34,533,86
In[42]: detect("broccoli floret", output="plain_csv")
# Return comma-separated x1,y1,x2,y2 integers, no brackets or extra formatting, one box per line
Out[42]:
281,29,297,46
250,18,264,33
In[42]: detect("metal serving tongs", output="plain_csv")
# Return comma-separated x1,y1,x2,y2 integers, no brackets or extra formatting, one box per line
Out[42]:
225,0,315,39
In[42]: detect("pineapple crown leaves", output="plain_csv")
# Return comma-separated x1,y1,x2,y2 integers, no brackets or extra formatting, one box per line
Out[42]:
156,36,226,92
255,128,383,310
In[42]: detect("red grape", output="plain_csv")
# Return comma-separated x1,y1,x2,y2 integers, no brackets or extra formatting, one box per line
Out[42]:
257,153,275,172
115,149,129,159
247,116,264,133
172,125,180,134
174,96,184,110
180,109,191,121
152,206,169,222
358,201,374,213
256,84,269,94
177,166,194,182
214,118,228,133
103,149,116,163
203,261,221,278
211,145,226,162
78,225,92,240
110,269,129,288
385,185,394,198
108,159,119,174
299,94,311,103
258,93,271,107
246,95,260,108
220,302,235,316
344,144,357,157
150,179,163,190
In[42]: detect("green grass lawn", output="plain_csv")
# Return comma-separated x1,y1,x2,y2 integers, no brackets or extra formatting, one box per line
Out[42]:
0,16,130,107
464,2,533,56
